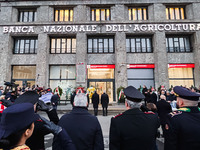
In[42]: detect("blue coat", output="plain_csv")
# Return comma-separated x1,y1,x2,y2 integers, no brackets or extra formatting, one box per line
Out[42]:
54,107,104,150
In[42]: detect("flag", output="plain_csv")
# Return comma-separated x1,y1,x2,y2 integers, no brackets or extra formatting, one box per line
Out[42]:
118,89,123,100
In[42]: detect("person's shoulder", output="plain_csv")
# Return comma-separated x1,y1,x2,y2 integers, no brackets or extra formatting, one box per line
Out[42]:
59,112,71,120
111,113,124,120
144,111,156,115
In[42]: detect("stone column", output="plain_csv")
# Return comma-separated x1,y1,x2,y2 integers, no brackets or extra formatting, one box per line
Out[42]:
150,4,166,21
36,34,49,88
192,3,200,19
115,32,127,90
0,34,13,85
74,5,87,22
113,5,126,21
0,6,14,85
153,32,169,89
37,6,51,22
76,33,87,88
0,6,12,23
193,31,200,88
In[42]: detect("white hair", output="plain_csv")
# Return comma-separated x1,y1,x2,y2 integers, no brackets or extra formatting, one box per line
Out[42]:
125,99,142,108
74,93,88,107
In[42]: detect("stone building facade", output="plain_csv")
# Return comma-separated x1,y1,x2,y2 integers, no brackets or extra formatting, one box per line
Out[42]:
0,0,200,102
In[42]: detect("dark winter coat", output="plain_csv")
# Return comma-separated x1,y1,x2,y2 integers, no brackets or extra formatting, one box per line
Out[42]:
55,107,104,150
109,108,160,150
156,99,172,125
92,92,99,108
101,93,109,108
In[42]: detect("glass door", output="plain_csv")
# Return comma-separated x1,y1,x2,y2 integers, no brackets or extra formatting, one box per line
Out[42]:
89,81,114,102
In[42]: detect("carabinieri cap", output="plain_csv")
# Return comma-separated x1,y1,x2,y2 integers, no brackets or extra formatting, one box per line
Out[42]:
173,86,200,101
124,86,145,102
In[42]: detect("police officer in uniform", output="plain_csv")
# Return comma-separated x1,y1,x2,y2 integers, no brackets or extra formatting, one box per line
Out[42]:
109,86,160,150
14,91,59,150
164,86,200,150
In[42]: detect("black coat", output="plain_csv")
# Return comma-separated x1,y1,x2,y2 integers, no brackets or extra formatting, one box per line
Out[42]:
52,128,76,150
92,92,99,108
109,108,160,150
156,99,172,125
166,94,176,101
101,93,109,108
26,110,59,150
70,92,76,105
26,118,51,150
55,107,104,150
148,93,157,104
165,107,200,150
51,94,59,106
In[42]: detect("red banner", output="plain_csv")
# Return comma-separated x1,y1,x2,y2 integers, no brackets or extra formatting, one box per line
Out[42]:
127,64,155,69
168,64,195,68
88,64,115,69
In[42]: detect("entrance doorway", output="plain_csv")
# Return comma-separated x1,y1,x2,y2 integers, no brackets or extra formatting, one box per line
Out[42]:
88,79,115,102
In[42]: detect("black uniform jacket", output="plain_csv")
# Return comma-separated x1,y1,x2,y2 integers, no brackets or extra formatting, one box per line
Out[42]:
26,110,59,150
26,118,51,150
109,108,160,150
53,128,76,150
156,99,172,125
101,93,109,108
165,107,200,150
92,92,99,108
55,107,104,150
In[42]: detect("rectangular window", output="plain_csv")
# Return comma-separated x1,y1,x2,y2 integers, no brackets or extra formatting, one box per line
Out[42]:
12,66,36,88
54,8,73,21
14,38,37,54
49,65,76,100
88,37,114,53
127,69,154,89
166,36,191,52
168,68,194,87
91,8,110,21
88,68,114,79
128,7,148,21
166,7,185,20
126,37,152,53
50,38,76,54
18,9,37,22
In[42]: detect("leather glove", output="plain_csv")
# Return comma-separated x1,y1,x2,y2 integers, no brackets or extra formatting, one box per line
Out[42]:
40,116,62,135
0,99,13,107
37,100,53,112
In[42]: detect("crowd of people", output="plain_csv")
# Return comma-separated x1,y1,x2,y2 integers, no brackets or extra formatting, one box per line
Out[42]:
0,82,200,150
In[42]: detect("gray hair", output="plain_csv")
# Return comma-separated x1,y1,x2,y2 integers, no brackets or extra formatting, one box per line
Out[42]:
125,99,142,108
74,93,88,107
181,98,198,106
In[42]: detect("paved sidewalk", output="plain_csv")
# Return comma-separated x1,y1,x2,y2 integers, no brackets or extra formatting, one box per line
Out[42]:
57,103,127,111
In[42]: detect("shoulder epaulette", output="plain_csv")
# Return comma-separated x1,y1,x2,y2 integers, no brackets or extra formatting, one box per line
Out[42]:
144,111,155,114
169,111,182,117
113,113,123,118
178,107,191,112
